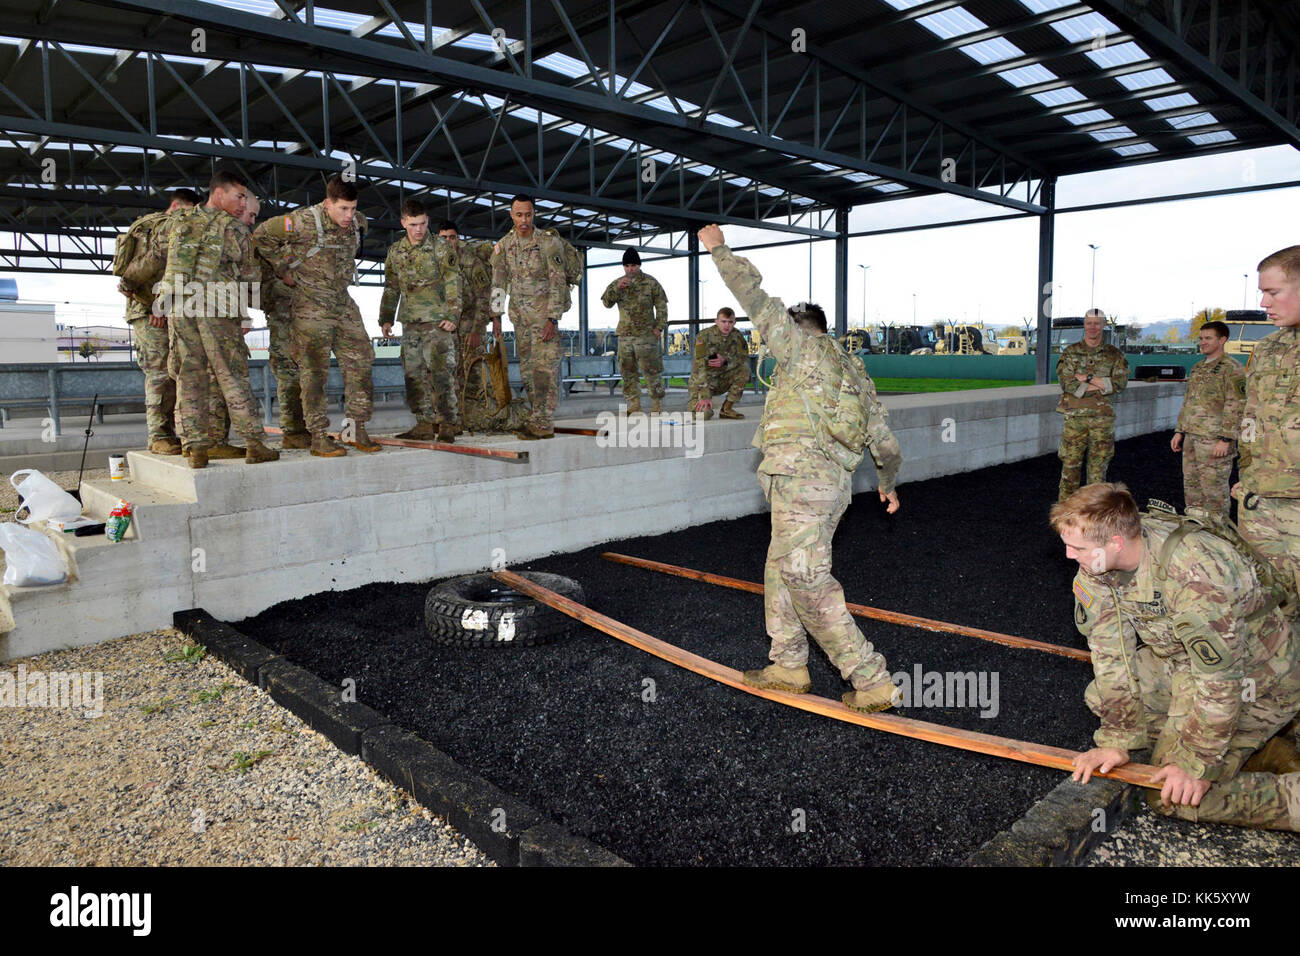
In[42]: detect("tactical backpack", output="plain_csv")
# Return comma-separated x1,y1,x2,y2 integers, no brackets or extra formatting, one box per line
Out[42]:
112,211,166,277
1146,499,1297,622
801,337,879,472
541,228,583,287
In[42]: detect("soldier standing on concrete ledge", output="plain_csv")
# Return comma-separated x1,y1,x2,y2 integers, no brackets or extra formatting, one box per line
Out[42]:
115,187,200,456
688,307,749,420
254,176,379,458
1171,320,1245,517
1233,245,1300,597
379,199,462,444
489,195,569,440
1056,309,1129,501
601,248,668,414
699,223,904,715
1059,483,1300,831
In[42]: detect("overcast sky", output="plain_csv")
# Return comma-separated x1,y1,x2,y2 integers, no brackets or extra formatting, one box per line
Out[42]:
7,144,1298,337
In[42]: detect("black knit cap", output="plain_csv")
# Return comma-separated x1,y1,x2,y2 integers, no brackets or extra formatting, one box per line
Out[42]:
622,249,641,265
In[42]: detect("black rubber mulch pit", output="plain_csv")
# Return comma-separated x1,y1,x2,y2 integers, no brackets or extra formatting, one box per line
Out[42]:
236,430,1206,865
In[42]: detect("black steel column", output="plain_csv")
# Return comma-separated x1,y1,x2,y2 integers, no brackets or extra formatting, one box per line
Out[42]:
834,207,849,337
688,231,701,350
1036,177,1057,385
578,246,589,354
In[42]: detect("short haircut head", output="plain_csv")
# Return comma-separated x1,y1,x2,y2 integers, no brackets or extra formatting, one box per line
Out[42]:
1201,320,1229,338
787,301,828,333
717,307,735,320
1258,245,1300,283
1049,482,1141,546
1085,308,1107,321
400,198,426,220
436,219,459,234
208,169,249,194
511,194,535,208
171,187,202,207
326,175,359,202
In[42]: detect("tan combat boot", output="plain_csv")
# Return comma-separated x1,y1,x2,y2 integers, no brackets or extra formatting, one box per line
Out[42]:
149,437,182,456
624,393,642,415
1242,735,1300,775
348,423,382,453
185,447,208,470
742,664,812,694
396,421,436,441
310,434,347,458
436,424,457,443
719,400,745,420
650,396,662,414
280,430,312,449
842,679,900,714
244,439,280,464
207,442,246,459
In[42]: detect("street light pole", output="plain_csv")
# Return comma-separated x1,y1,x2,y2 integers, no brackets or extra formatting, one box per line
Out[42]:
1088,244,1100,310
1243,273,1248,310
858,264,870,327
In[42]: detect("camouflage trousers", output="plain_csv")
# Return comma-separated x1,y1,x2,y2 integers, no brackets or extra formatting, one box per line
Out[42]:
128,317,177,443
1058,412,1116,501
266,311,305,435
1085,638,1300,829
1238,494,1300,596
167,314,267,451
290,295,374,437
1182,435,1234,517
688,364,749,407
180,336,250,446
458,341,529,434
513,319,563,430
759,461,890,689
401,323,458,426
618,335,665,402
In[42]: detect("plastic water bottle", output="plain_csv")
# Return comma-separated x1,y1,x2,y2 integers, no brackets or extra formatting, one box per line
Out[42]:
105,499,133,543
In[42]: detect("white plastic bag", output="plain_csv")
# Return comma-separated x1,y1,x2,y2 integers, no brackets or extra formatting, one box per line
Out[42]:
0,523,68,587
9,469,83,525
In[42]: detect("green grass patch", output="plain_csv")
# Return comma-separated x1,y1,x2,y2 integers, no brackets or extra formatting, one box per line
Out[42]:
871,378,1034,393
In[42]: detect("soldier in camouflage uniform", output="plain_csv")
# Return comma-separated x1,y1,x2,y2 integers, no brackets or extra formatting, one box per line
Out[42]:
490,196,570,440
379,200,461,443
1233,246,1300,596
1059,483,1300,830
688,306,749,420
436,221,530,433
600,249,668,414
253,176,378,458
701,224,904,714
145,170,278,469
1171,321,1245,517
1056,309,1129,501
254,220,308,448
116,188,200,455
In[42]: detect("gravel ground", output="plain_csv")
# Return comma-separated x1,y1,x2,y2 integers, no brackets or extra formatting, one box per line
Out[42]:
1089,800,1300,866
236,431,1197,867
0,628,492,866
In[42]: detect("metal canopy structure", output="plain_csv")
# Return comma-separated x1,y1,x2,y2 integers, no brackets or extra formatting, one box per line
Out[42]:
0,0,1297,377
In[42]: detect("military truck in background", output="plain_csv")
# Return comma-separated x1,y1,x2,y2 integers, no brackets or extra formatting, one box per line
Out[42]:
1027,316,1128,354
1221,309,1273,357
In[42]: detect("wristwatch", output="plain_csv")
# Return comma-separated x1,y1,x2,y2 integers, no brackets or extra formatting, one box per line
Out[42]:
1086,374,1094,384
547,317,559,325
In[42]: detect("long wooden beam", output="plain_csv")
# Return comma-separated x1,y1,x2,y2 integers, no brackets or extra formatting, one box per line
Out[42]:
494,569,1158,789
264,426,528,462
601,552,1092,663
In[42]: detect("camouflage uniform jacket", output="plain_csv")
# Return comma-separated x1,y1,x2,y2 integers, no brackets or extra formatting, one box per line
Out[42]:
1073,514,1296,780
1239,327,1300,498
689,324,749,390
489,228,568,323
156,204,258,312
1176,355,1246,441
710,244,902,491
378,234,461,330
600,272,667,337
1056,341,1129,417
455,240,495,338
252,202,367,304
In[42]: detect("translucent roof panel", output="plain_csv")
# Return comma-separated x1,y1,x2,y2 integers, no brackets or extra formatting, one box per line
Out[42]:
915,7,987,40
960,37,1024,66
1018,0,1077,12
1167,112,1218,129
998,64,1058,87
1051,13,1121,43
1114,143,1158,156
1117,67,1176,90
1063,109,1114,125
1089,126,1136,142
1032,86,1086,107
1086,42,1151,69
1189,130,1237,145
1144,93,1199,111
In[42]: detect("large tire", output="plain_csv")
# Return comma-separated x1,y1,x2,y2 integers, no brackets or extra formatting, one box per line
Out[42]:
424,572,586,648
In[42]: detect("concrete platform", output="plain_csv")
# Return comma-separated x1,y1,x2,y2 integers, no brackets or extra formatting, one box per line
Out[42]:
0,381,1182,661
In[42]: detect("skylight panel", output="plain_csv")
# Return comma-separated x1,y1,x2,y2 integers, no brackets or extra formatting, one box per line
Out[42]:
998,64,1057,87
1114,143,1157,156
1116,67,1175,90
960,37,1024,65
1189,130,1236,145
1086,42,1149,69
535,53,588,78
1144,93,1197,111
1032,86,1086,106
1063,109,1113,125
916,7,987,40
874,183,907,193
308,7,372,30
1089,126,1135,142
1018,0,1076,12
1051,12,1120,43
1167,112,1216,129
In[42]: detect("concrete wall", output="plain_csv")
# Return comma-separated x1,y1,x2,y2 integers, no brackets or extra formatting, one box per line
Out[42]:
0,382,1183,661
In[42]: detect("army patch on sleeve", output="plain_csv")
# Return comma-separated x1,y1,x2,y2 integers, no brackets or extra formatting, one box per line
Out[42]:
552,254,563,265
1172,611,1231,674
1235,378,1247,397
1072,579,1094,609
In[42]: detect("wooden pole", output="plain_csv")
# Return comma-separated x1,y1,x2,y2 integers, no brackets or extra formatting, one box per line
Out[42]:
494,569,1159,789
600,552,1092,663
263,426,529,462
553,426,601,436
